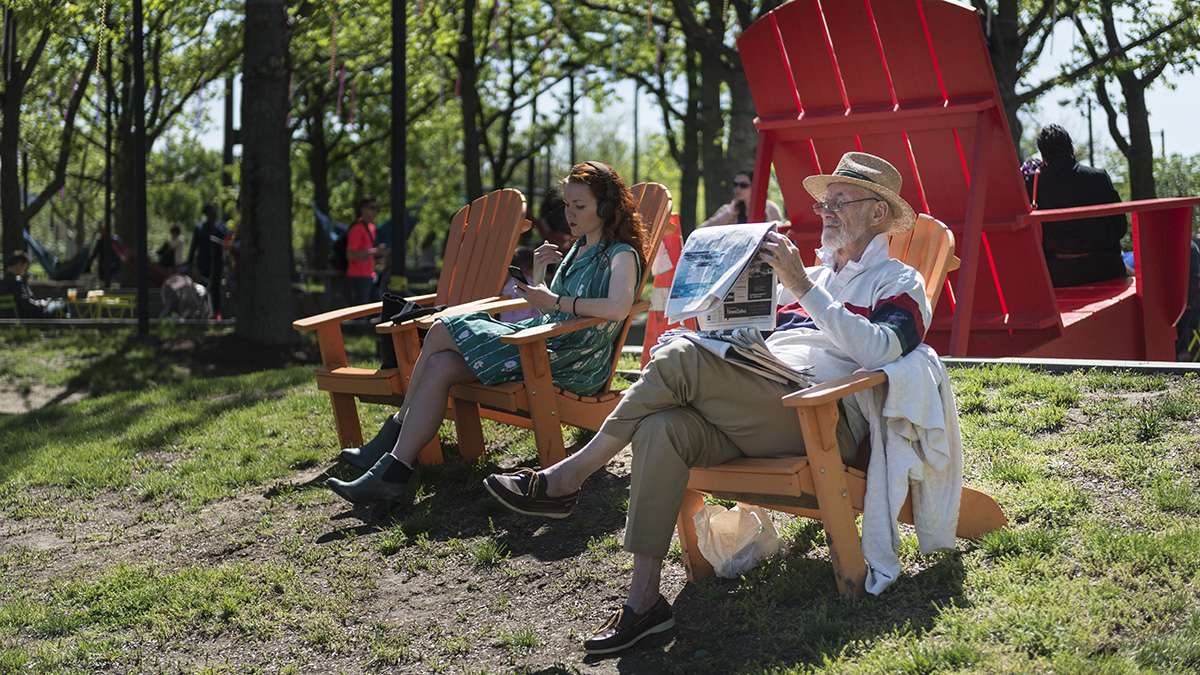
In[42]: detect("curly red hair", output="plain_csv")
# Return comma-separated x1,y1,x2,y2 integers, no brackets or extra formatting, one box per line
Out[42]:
563,162,648,267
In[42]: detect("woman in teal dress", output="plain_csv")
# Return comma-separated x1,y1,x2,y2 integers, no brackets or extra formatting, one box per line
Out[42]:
327,161,649,505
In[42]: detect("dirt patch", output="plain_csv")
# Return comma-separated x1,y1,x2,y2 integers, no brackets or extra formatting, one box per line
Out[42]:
0,381,86,414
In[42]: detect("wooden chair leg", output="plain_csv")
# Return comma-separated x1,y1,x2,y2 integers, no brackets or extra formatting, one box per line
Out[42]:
417,436,444,466
453,398,486,463
676,487,715,580
393,328,422,393
797,403,866,598
329,393,363,449
517,344,566,467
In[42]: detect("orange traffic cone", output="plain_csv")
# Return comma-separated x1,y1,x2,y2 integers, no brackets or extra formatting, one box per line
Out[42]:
642,214,698,367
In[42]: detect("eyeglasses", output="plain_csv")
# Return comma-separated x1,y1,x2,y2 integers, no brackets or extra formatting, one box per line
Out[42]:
810,197,880,214
732,180,752,189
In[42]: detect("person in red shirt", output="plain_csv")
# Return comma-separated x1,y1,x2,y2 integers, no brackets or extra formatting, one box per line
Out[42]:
346,196,381,305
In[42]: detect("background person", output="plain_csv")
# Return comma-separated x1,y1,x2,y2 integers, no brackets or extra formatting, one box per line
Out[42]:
188,204,228,317
346,196,381,305
1,250,64,318
699,170,784,227
1025,124,1128,287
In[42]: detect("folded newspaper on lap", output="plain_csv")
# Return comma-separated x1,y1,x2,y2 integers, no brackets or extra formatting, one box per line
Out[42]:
658,326,814,387
665,222,779,331
660,221,814,388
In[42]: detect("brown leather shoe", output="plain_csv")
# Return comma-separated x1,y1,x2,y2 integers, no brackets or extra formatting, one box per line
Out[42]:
583,595,674,655
482,468,579,519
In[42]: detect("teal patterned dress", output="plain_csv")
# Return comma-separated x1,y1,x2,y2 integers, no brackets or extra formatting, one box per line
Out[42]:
441,239,640,396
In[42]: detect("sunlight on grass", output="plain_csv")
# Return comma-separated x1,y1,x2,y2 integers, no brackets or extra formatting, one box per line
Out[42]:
3,343,1200,672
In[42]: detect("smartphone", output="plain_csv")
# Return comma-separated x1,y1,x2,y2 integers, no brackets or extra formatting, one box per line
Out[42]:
508,265,529,285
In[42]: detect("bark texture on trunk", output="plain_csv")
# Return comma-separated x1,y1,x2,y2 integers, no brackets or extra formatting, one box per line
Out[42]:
307,93,331,269
457,0,483,202
678,47,701,239
238,0,294,344
1118,78,1155,200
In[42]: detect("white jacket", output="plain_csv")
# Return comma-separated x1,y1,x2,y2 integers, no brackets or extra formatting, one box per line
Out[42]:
852,344,963,595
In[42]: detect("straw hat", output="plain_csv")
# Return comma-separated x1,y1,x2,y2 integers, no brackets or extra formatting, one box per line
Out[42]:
802,152,916,232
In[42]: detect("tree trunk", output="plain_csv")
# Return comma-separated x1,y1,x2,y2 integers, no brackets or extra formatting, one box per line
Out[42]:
1,11,24,256
73,197,87,256
697,41,727,219
678,47,701,239
114,53,138,285
725,64,757,187
307,94,331,269
457,0,483,202
981,0,1025,149
0,87,21,256
237,0,294,344
1115,73,1155,200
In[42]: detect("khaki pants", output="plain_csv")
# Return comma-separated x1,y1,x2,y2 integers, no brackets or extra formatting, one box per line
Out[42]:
598,340,857,558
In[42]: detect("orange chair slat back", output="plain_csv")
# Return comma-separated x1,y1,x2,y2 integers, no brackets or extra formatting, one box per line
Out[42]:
436,188,527,306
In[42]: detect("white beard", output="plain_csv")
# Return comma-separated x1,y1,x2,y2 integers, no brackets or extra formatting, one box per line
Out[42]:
820,224,855,251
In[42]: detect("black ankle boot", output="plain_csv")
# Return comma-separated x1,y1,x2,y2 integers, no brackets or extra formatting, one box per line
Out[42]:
325,454,416,505
338,416,402,470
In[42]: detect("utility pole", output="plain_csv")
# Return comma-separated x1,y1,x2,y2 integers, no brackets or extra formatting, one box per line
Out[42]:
133,0,149,338
390,0,407,288
527,95,536,217
222,74,235,194
568,71,576,167
632,83,639,183
1087,98,1094,166
1160,130,1166,159
103,15,112,286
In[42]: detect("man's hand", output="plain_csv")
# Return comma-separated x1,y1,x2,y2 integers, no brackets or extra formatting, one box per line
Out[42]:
759,230,814,298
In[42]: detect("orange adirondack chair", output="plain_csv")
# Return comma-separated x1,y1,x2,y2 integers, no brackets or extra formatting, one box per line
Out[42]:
738,0,1198,361
292,188,530,450
676,215,1007,597
407,183,674,468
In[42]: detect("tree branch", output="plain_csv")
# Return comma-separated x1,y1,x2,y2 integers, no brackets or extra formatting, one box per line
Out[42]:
22,45,99,223
1016,10,1192,105
1092,76,1130,156
19,28,51,86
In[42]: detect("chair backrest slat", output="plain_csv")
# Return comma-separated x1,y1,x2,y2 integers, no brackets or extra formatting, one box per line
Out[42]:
436,188,527,306
891,214,957,314
436,205,471,301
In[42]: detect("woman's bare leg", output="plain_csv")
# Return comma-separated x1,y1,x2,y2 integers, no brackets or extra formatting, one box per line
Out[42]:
393,321,461,421
388,322,476,467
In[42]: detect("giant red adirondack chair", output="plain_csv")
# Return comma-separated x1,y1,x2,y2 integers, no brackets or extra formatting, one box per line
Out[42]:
741,0,1199,360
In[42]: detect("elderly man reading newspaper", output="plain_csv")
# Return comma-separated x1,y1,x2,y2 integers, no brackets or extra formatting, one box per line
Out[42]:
486,152,936,655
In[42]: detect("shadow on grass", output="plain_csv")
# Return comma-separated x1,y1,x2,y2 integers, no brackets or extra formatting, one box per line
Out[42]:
604,551,967,673
304,441,629,561
0,367,313,490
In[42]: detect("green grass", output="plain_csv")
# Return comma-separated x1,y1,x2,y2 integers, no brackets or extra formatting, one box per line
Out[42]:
3,333,1200,673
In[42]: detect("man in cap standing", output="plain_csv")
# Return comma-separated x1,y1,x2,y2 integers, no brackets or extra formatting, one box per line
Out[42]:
485,152,932,655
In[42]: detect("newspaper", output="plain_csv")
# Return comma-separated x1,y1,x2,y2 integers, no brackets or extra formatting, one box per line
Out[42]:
665,222,779,332
658,326,814,387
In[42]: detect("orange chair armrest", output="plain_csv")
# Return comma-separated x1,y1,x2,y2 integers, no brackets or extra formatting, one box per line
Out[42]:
375,320,420,335
499,300,649,345
292,302,381,332
375,296,514,333
781,371,888,407
405,293,438,305
500,316,607,345
409,297,530,329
